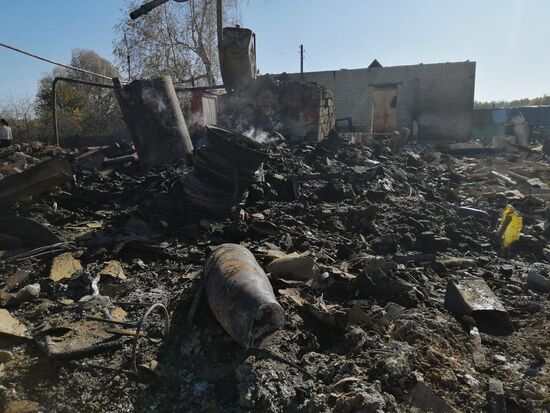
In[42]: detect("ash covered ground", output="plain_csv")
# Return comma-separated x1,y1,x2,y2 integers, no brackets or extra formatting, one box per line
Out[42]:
0,137,548,413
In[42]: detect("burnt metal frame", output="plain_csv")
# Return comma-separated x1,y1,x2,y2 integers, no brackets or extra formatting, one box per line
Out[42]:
52,76,116,146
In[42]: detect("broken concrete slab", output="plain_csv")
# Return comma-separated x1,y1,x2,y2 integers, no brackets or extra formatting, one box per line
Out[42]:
444,279,513,335
469,326,488,370
0,158,72,204
110,306,127,321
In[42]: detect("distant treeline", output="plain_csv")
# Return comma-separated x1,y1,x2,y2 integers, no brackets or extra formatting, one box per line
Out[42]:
475,94,550,109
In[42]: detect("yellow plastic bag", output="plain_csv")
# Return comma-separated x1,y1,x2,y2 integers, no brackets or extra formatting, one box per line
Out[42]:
497,205,522,248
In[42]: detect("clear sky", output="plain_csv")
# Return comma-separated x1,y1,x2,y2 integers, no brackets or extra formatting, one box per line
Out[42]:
1,0,549,102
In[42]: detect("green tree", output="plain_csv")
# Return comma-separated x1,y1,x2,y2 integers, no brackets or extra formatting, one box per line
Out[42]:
0,94,42,142
474,94,550,109
35,49,122,142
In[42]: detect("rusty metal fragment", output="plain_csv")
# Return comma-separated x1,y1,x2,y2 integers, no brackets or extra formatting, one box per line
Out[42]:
40,321,124,360
444,278,513,335
205,243,284,347
0,158,72,205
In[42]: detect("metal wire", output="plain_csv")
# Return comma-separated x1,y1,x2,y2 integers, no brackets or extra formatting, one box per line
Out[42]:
0,42,114,81
131,303,171,373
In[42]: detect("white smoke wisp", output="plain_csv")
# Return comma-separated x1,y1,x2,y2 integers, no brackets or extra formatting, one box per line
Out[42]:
192,110,205,127
140,87,167,114
243,127,281,145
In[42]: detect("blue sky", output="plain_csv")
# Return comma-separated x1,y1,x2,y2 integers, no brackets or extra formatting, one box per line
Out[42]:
1,0,549,102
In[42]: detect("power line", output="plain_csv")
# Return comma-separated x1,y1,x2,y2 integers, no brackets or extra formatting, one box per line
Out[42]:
0,42,113,81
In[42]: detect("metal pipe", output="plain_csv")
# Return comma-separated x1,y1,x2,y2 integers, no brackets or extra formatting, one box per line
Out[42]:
52,77,116,146
174,84,225,93
131,302,170,373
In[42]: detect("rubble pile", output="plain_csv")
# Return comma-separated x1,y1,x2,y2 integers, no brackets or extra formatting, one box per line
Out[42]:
0,136,548,413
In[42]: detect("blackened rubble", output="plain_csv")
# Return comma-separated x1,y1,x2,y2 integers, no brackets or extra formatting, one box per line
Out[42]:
0,134,548,413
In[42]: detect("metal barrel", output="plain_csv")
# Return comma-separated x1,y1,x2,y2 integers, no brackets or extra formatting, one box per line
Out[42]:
204,125,268,169
205,243,284,348
185,125,268,215
221,27,257,91
115,76,193,169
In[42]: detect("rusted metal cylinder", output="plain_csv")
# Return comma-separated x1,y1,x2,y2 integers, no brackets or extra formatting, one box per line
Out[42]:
115,76,193,169
205,243,284,348
184,125,268,216
221,27,257,90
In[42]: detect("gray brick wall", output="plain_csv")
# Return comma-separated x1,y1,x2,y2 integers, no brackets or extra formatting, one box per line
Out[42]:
280,61,476,141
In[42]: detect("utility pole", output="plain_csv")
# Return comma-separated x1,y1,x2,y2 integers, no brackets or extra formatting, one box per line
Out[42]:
217,0,224,83
123,29,131,81
300,44,304,75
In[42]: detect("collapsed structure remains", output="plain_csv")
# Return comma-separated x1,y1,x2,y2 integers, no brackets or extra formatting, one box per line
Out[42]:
0,3,549,413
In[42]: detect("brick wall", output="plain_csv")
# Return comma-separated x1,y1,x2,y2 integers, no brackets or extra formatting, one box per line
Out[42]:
218,78,335,141
280,61,476,141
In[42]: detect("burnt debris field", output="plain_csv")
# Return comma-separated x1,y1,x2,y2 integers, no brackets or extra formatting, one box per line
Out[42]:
0,130,548,412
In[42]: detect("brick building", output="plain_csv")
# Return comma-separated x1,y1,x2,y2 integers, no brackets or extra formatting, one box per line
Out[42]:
279,61,476,142
217,77,335,142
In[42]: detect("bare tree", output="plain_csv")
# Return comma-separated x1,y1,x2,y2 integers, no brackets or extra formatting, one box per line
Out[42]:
0,94,41,141
113,0,239,86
